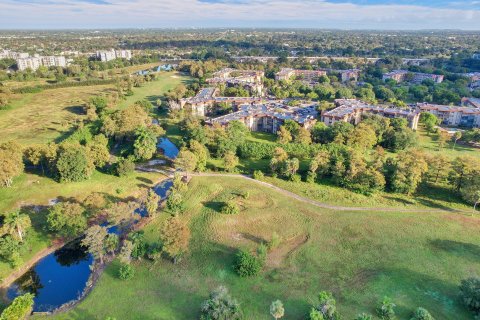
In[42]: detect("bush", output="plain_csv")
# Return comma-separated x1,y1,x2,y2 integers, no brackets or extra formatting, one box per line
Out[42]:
290,174,302,182
221,201,239,215
0,293,34,320
252,170,265,181
376,296,396,320
460,277,480,315
116,158,135,177
268,232,281,250
201,286,242,320
118,263,135,280
410,307,434,320
234,249,263,277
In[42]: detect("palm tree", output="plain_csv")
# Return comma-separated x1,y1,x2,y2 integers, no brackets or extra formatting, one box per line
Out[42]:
4,211,31,242
452,131,462,150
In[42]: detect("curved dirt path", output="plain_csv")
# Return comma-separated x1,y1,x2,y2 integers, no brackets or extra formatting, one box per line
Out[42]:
189,173,469,214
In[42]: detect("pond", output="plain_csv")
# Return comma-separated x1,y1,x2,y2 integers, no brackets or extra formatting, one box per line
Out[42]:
158,137,179,159
6,138,179,312
7,240,93,313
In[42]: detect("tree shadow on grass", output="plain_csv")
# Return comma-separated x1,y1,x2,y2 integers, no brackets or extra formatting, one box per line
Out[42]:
430,239,480,262
136,176,153,185
383,196,416,206
64,105,85,116
202,201,224,213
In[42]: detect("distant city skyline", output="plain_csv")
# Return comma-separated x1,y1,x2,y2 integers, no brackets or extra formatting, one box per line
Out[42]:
1,0,480,30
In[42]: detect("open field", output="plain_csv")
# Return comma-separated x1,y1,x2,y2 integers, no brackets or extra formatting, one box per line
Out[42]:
47,176,480,320
117,72,189,110
0,72,189,146
0,85,116,145
417,128,480,160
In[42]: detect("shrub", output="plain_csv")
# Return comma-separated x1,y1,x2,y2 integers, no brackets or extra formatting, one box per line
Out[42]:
252,170,265,181
118,263,135,280
355,314,373,320
290,174,302,182
410,307,434,320
376,296,396,320
257,243,268,261
221,201,239,215
308,308,325,320
234,249,263,277
460,277,480,315
268,232,281,250
0,293,34,320
200,286,241,320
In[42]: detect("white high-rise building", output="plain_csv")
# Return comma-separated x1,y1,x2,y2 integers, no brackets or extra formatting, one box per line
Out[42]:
95,49,132,62
16,55,67,71
41,56,67,68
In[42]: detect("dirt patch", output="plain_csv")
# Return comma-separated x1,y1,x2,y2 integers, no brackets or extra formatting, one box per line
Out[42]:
266,234,309,269
444,213,480,229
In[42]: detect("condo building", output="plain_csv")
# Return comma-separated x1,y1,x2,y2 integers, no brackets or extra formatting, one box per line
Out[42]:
417,103,480,128
16,55,67,71
207,102,318,133
206,68,264,96
382,70,444,84
321,99,420,130
275,68,327,83
95,49,132,62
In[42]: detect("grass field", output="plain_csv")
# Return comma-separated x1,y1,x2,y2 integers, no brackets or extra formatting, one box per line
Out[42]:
417,128,480,159
0,71,189,146
0,85,116,145
47,176,480,320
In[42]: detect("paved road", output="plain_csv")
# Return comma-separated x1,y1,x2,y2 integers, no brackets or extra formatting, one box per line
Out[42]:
190,173,469,214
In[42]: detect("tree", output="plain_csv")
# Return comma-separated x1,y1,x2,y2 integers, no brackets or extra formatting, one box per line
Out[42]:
47,202,87,237
144,189,160,217
174,148,198,177
277,126,292,144
0,141,24,187
166,190,185,215
189,140,209,172
221,201,240,215
133,126,158,161
81,225,108,264
160,216,191,262
0,235,22,267
118,240,134,264
86,134,110,167
270,300,285,319
234,249,263,277
118,263,135,280
201,286,242,320
223,151,239,172
355,314,373,320
389,149,428,195
452,131,462,150
3,211,31,242
0,293,34,320
270,147,288,174
295,127,312,144
115,157,135,177
460,277,480,315
426,154,450,183
410,307,434,320
348,123,377,151
56,145,93,183
283,158,300,179
376,296,396,320
311,291,339,320
104,234,119,255
449,156,479,191
308,308,325,320
419,112,440,135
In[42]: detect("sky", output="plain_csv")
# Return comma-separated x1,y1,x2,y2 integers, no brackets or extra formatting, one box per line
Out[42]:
1,0,480,30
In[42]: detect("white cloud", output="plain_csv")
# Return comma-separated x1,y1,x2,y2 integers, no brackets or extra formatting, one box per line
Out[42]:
0,0,479,29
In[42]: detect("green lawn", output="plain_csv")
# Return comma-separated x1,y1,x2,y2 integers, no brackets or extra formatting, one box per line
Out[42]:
116,72,189,110
417,127,480,160
47,176,480,320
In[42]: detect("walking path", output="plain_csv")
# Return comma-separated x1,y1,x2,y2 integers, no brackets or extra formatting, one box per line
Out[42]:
190,173,469,214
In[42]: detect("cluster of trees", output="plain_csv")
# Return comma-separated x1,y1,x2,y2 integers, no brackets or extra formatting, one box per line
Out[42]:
198,286,440,320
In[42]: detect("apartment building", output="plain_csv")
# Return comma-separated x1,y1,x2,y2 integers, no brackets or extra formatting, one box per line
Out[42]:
16,55,67,71
206,68,264,96
179,87,262,117
321,99,420,130
0,50,29,60
417,102,480,128
275,68,327,84
462,97,480,109
337,69,360,83
95,49,132,62
41,56,67,68
208,102,318,133
382,70,444,84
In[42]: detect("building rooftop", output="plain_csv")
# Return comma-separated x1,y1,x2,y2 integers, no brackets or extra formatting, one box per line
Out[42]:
324,99,419,119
